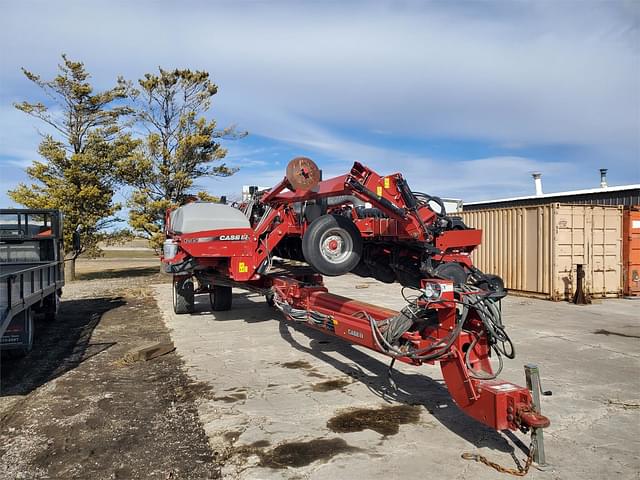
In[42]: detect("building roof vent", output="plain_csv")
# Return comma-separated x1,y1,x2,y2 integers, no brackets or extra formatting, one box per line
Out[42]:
532,172,543,196
600,168,608,188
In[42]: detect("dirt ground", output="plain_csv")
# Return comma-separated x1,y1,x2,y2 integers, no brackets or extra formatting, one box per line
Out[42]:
0,258,221,479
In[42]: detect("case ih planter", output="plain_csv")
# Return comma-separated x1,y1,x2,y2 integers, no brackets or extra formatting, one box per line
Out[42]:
162,158,550,465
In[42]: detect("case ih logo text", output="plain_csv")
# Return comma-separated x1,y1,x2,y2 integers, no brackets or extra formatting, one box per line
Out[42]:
183,234,250,244
219,234,249,241
347,329,364,339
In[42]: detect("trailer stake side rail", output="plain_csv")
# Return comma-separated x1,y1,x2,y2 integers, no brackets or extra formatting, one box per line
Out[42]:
1,208,68,354
0,262,64,338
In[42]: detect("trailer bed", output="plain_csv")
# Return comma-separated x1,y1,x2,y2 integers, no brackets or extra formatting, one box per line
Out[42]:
0,261,63,337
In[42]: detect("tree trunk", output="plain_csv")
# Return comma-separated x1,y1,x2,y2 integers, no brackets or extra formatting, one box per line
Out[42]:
64,257,76,282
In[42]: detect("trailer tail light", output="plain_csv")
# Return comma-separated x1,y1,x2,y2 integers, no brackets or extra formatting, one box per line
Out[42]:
163,239,179,260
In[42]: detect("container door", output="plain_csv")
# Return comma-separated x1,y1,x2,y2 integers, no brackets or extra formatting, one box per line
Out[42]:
588,206,622,297
523,206,551,296
624,207,640,296
553,205,587,300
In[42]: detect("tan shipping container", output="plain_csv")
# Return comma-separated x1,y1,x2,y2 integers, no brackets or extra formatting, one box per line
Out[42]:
460,204,623,300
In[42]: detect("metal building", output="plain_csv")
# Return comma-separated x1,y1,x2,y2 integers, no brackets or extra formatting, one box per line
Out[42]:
459,170,639,300
464,184,640,211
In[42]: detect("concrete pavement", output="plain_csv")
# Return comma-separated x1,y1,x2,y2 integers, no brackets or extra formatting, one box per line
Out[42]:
154,276,640,479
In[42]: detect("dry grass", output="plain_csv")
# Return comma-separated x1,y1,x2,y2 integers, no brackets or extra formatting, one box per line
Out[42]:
99,250,156,259
75,258,164,280
76,266,160,281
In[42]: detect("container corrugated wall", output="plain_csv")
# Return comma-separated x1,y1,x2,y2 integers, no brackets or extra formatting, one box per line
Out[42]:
623,206,640,296
460,204,623,300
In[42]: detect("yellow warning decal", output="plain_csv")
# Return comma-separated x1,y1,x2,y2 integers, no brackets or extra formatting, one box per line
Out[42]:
384,177,390,189
376,185,383,196
238,261,248,273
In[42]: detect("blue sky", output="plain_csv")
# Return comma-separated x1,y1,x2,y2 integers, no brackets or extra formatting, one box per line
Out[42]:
1,0,639,210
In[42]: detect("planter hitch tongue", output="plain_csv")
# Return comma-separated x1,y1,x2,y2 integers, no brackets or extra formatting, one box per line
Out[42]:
462,364,552,476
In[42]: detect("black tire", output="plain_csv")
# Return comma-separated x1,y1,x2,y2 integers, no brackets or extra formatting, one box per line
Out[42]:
43,293,60,321
302,214,362,276
434,262,468,285
265,290,276,307
477,274,507,299
173,276,194,314
448,216,468,230
210,285,232,311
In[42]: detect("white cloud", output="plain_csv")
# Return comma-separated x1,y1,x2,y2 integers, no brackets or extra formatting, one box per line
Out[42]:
0,0,637,204
1,1,637,150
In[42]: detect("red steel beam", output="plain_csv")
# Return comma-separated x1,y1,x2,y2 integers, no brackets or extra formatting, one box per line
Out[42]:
270,275,550,432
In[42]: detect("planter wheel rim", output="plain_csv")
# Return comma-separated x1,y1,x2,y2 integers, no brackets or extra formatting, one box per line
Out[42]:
319,227,353,264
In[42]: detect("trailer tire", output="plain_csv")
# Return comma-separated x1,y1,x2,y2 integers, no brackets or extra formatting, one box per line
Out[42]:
173,276,194,314
210,285,232,311
265,290,276,307
43,293,60,321
302,214,362,276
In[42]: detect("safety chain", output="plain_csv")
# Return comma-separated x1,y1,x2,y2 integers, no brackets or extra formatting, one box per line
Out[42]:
461,441,535,476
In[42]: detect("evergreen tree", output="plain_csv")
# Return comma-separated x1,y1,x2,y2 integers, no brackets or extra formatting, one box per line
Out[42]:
10,55,138,279
120,68,244,250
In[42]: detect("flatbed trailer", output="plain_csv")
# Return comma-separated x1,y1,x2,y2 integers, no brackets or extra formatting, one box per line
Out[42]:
0,209,66,355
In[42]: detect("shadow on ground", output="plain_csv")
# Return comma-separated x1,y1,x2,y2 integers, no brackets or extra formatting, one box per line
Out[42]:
190,292,271,323
0,296,125,397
